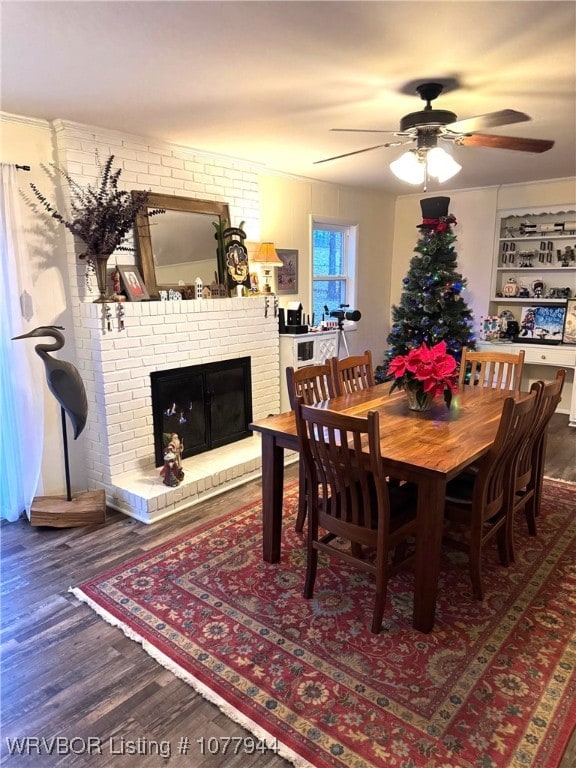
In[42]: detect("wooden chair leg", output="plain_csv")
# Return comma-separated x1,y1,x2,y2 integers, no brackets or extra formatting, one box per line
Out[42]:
497,526,510,567
371,561,387,634
533,436,546,518
506,507,517,564
351,542,363,559
524,495,538,536
303,546,318,599
469,540,484,600
295,459,307,532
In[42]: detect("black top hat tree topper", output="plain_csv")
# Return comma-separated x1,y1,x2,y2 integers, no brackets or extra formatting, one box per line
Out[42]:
418,196,457,232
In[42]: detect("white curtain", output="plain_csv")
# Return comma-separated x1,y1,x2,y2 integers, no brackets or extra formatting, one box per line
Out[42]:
0,164,44,521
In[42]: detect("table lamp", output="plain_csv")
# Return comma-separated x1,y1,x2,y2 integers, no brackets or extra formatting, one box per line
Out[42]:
252,242,283,293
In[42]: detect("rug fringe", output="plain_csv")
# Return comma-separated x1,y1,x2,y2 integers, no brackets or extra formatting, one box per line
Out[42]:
544,475,576,486
69,587,314,768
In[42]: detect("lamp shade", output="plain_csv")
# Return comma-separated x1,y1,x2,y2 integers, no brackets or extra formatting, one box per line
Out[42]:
390,147,461,185
426,147,462,182
253,242,283,265
390,151,425,184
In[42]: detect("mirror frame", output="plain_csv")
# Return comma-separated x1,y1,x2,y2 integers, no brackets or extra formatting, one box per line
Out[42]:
133,192,230,298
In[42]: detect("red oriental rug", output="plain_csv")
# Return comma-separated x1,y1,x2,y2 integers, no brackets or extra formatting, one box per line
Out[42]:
72,479,576,768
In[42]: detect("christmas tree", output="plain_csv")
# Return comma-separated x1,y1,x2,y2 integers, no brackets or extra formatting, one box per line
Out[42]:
376,197,475,381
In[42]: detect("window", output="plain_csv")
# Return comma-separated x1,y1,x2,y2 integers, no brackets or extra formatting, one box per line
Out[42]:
312,220,357,324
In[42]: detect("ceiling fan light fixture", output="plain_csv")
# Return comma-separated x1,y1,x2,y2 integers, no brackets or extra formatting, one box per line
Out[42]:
426,147,462,182
390,150,425,184
390,146,462,186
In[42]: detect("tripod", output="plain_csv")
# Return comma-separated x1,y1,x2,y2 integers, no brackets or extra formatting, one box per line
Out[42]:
336,320,350,358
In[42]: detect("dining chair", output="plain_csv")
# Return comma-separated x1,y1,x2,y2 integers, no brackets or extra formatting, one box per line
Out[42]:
330,349,375,395
506,369,566,562
286,363,338,532
443,388,539,600
286,363,336,409
294,399,418,634
458,347,525,391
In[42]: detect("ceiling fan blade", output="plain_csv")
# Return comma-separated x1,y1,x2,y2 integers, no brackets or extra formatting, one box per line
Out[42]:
459,133,555,153
313,144,390,164
447,109,531,133
330,128,396,134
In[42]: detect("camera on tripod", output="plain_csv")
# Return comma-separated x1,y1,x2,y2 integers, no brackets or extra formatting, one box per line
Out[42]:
326,304,362,327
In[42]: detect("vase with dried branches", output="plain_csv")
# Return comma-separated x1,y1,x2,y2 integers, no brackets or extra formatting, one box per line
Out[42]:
30,153,163,302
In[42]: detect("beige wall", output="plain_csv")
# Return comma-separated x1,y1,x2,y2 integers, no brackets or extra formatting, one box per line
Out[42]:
259,173,396,360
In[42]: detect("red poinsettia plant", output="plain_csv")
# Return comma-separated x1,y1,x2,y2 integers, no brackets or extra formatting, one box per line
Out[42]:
388,340,459,408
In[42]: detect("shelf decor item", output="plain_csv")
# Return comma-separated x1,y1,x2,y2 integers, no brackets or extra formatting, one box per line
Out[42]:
30,153,163,302
388,340,459,411
518,305,567,345
562,299,576,344
116,265,149,301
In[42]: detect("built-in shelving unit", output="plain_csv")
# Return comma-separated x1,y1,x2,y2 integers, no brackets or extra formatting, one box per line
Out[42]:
485,204,576,427
490,205,576,312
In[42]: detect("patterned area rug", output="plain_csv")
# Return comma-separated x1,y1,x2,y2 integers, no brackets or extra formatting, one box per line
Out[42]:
73,479,576,768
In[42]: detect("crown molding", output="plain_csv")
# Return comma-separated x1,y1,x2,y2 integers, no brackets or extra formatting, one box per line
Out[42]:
0,111,51,130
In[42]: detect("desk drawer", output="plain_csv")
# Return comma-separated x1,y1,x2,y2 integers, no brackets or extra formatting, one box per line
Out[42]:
522,346,576,366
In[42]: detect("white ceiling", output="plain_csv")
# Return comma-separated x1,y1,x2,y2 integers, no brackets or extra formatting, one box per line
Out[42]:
2,1,575,195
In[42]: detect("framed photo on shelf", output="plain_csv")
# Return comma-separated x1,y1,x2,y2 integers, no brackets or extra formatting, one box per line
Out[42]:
518,304,566,345
117,265,149,301
562,299,576,344
276,249,298,295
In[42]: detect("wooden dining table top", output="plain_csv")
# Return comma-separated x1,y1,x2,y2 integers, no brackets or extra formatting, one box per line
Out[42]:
251,382,512,481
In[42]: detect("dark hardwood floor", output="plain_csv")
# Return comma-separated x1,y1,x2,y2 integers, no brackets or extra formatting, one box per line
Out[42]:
1,415,574,767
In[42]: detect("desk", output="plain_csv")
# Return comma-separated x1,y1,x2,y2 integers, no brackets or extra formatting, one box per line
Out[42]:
250,384,512,633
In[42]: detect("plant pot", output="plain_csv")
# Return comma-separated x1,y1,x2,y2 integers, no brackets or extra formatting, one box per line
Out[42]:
405,384,434,412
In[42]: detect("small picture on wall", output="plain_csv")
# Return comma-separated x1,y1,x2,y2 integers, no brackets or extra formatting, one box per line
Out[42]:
117,265,150,301
276,249,298,295
562,299,576,344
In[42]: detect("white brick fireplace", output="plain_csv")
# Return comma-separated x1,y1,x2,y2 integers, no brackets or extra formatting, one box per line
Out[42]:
47,120,286,523
77,297,281,523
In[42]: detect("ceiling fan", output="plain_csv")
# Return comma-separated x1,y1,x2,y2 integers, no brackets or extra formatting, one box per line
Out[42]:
314,82,555,166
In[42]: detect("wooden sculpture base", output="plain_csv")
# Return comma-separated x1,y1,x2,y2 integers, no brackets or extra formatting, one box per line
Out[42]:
30,490,106,527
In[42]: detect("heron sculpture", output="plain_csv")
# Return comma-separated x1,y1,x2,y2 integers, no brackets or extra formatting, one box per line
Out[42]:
12,325,88,502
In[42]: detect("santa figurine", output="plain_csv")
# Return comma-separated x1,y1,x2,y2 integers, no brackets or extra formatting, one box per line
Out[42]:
160,442,180,487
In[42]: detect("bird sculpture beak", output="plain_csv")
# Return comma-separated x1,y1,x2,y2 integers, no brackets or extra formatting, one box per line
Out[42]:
11,332,33,340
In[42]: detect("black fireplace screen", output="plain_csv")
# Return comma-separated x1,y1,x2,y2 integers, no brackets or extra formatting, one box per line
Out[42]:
150,357,253,467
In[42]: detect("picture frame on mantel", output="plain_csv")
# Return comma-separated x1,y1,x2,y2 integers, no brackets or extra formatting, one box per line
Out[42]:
117,265,150,301
276,249,298,295
562,298,576,344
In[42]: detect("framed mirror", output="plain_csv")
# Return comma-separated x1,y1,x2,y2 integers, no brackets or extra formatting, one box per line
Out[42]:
133,192,230,298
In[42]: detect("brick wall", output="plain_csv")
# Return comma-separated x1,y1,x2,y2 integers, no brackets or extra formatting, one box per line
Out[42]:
50,121,279,519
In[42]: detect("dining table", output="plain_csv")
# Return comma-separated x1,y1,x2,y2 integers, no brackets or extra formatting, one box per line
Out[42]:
250,382,514,633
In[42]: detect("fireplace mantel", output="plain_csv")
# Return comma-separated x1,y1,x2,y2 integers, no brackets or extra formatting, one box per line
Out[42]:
76,297,281,522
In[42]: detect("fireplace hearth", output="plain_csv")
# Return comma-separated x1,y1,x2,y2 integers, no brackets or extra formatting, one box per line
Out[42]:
151,357,253,467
